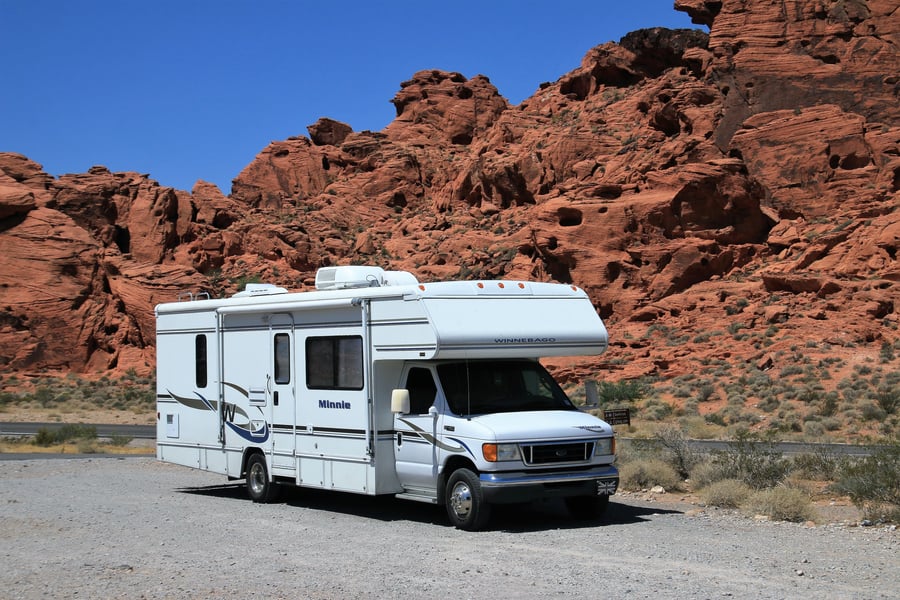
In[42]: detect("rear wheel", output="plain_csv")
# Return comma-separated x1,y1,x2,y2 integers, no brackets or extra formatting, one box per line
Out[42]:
246,453,280,503
445,468,491,531
565,494,610,520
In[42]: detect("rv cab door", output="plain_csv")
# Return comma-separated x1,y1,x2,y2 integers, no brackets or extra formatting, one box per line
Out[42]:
393,366,441,495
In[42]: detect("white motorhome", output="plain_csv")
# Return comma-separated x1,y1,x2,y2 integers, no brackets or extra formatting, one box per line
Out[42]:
156,266,618,530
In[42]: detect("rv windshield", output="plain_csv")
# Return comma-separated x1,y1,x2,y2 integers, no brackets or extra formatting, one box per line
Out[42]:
437,360,575,416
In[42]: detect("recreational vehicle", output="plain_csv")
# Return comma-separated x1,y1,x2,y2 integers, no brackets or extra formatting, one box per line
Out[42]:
156,266,618,530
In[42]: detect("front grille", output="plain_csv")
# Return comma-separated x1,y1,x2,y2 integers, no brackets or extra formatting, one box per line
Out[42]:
521,441,594,465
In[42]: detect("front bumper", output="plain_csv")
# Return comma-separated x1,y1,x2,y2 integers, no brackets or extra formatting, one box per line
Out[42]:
479,464,619,504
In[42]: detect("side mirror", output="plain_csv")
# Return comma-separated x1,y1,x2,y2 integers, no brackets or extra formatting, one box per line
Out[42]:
391,389,410,414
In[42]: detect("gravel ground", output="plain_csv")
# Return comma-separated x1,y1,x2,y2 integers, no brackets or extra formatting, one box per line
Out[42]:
0,457,897,600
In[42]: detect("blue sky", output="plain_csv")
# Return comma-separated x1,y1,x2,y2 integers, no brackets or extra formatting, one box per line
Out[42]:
1,1,698,193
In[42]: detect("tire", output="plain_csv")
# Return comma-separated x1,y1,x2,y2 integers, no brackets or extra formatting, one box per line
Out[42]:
565,494,610,520
445,468,491,531
246,453,280,503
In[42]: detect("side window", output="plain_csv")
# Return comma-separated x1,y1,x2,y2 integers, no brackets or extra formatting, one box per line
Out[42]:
306,336,363,390
274,333,290,384
405,368,437,414
195,335,207,388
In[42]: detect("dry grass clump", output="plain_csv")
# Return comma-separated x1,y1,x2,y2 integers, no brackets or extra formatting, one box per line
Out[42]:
699,479,752,508
619,458,682,491
743,486,818,522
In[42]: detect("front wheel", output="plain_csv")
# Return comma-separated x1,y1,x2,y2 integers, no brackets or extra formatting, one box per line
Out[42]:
445,468,491,531
565,494,610,520
246,453,280,503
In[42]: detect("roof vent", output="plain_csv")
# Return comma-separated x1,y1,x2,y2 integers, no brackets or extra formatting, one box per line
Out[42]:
232,283,289,298
315,266,418,290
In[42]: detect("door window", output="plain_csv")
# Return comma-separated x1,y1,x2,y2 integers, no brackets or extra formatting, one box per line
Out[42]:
274,333,291,384
405,368,437,414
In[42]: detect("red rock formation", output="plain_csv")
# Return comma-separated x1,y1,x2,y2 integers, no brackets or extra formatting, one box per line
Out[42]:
0,0,897,434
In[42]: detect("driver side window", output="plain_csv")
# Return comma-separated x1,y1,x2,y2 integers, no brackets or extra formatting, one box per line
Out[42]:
405,367,437,414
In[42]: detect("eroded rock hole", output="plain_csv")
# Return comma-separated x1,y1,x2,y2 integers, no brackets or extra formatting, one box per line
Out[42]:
558,208,583,227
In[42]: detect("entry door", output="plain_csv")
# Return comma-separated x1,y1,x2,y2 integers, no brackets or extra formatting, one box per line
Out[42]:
270,317,296,469
394,367,441,493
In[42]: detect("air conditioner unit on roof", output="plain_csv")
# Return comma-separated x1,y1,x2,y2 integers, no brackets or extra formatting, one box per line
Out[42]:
232,283,288,297
315,266,418,290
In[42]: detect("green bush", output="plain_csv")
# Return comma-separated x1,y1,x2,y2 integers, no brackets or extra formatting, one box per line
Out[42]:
709,429,790,490
33,424,97,447
596,379,647,405
831,441,900,522
641,398,675,421
700,479,752,508
107,434,133,447
744,487,817,522
792,447,849,481
875,387,899,415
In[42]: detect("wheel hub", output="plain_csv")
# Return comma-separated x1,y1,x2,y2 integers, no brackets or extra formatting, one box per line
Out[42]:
249,463,265,495
449,481,473,518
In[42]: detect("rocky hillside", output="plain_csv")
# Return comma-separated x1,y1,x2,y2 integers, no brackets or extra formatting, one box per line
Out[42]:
1,0,898,435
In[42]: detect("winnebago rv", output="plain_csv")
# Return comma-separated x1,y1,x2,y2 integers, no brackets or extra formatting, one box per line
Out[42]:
156,266,618,530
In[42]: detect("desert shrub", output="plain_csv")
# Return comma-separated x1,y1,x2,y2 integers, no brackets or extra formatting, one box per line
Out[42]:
792,446,851,481
709,429,790,489
803,421,826,439
779,365,804,378
831,441,900,522
689,458,729,489
680,416,722,440
107,434,133,447
0,391,16,409
652,426,701,479
32,429,57,447
744,486,817,522
700,479,752,508
619,458,682,491
881,342,896,363
695,382,716,402
817,391,839,417
76,439,99,454
874,387,899,415
757,395,780,412
820,417,841,431
705,411,727,427
32,424,97,447
596,379,647,405
641,398,674,421
860,402,887,421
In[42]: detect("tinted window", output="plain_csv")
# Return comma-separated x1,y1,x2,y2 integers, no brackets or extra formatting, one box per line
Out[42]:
274,333,290,384
306,336,363,390
405,368,437,414
437,360,573,416
195,335,207,388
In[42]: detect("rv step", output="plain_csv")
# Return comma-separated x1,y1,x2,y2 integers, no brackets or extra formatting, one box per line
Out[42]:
395,491,438,504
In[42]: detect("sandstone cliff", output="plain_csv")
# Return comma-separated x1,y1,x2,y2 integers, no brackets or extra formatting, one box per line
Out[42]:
1,1,898,434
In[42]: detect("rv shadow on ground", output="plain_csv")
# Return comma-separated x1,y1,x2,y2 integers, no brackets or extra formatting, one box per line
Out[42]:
176,483,682,532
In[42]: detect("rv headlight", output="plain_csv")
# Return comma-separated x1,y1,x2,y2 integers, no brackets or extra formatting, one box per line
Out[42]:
483,443,520,462
594,437,615,456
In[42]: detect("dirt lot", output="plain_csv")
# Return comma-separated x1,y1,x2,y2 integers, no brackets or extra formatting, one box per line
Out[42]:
0,457,896,599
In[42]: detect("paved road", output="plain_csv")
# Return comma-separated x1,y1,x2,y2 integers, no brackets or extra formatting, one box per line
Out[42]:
0,422,155,439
